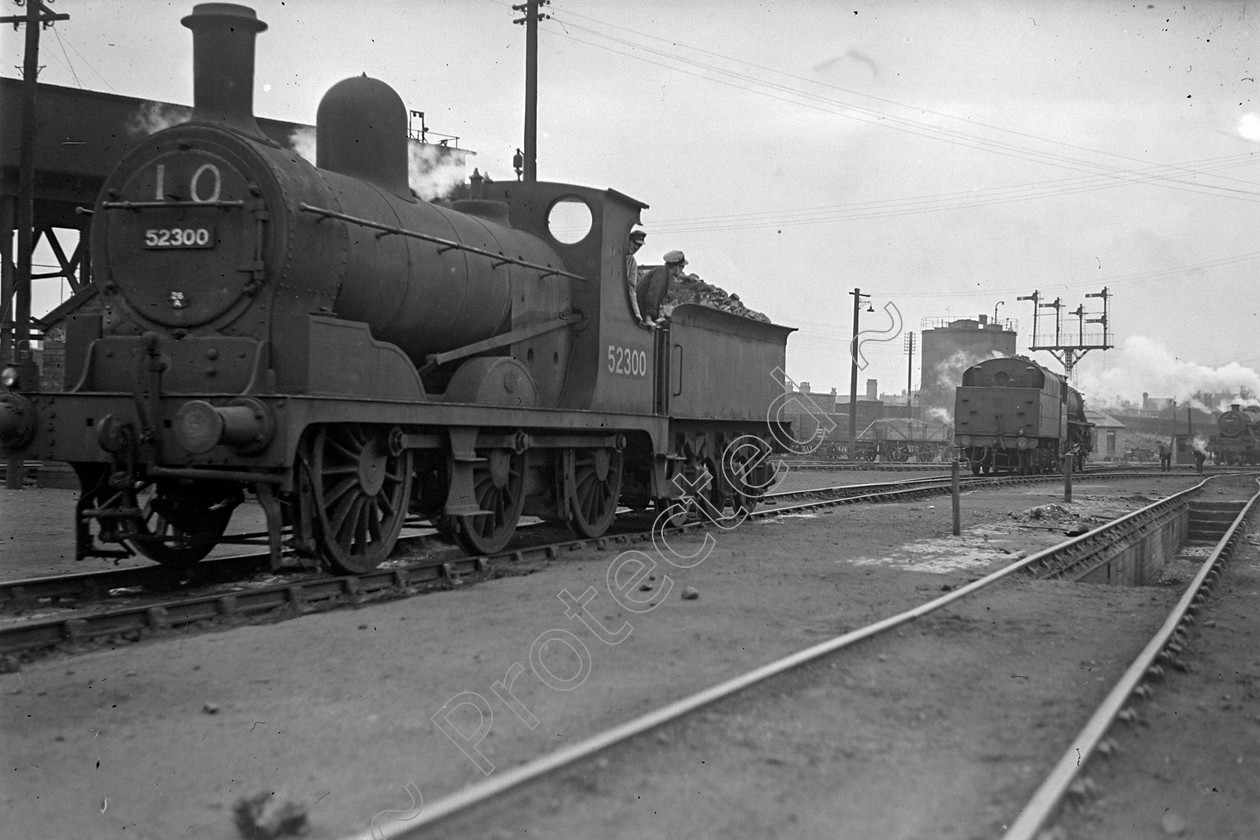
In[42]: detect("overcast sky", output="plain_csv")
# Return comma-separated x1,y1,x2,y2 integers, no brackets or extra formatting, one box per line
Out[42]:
5,0,1258,409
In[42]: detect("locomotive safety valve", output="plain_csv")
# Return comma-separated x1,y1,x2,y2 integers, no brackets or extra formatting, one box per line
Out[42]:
174,398,274,455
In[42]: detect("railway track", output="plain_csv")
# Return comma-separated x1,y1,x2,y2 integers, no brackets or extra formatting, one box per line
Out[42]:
335,474,1258,839
0,471,992,608
0,466,1145,607
0,467,1173,660
780,458,1180,472
1003,477,1259,839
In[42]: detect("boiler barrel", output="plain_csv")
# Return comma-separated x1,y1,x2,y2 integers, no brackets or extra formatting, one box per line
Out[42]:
321,173,563,364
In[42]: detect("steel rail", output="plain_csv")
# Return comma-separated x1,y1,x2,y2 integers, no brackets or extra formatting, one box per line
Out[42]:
0,470,1081,606
346,535,1049,839
0,554,481,657
1019,480,1203,580
340,476,1229,839
1000,477,1260,840
0,469,1175,658
0,520,450,607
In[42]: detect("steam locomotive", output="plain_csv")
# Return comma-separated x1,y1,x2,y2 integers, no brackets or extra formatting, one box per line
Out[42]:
953,356,1093,475
1209,403,1260,465
0,4,793,573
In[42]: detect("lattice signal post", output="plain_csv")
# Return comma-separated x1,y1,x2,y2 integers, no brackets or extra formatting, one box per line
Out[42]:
1016,287,1113,380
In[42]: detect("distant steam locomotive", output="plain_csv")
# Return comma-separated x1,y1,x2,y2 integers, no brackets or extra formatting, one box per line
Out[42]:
1208,403,1260,465
954,356,1093,474
0,4,793,573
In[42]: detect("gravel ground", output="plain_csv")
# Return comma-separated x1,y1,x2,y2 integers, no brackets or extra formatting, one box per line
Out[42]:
1,471,1247,839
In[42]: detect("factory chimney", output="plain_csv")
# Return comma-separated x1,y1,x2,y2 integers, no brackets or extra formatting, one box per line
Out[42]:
181,3,268,139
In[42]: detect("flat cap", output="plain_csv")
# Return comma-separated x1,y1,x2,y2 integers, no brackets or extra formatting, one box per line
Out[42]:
663,250,687,265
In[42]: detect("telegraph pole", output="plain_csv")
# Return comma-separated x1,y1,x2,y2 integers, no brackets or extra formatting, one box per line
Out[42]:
2,0,67,370
848,287,870,460
2,0,68,490
904,331,915,420
512,0,549,182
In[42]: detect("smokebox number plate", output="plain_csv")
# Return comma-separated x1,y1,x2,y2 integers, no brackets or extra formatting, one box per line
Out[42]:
143,227,216,249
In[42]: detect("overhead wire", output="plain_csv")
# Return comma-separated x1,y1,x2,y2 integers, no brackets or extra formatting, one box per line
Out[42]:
554,19,1260,205
542,8,1260,228
646,152,1260,233
534,3,1253,385
556,7,1260,186
547,7,1260,191
548,28,1260,229
541,4,1259,331
50,26,82,89
701,242,1260,347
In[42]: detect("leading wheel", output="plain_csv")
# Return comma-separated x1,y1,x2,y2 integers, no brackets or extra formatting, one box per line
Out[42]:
128,481,241,568
565,448,624,538
452,449,525,556
304,425,413,574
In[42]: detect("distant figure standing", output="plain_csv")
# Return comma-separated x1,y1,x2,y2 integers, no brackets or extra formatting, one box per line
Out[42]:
1194,449,1206,474
1158,441,1171,472
625,228,648,326
637,250,688,326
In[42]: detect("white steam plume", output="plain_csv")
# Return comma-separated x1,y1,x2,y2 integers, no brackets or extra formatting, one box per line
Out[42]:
127,102,192,137
1078,335,1260,412
288,127,317,164
922,348,1011,422
283,132,466,200
408,141,467,201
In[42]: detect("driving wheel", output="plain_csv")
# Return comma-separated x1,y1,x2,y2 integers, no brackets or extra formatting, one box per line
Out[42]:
565,448,623,538
304,425,413,574
452,449,525,556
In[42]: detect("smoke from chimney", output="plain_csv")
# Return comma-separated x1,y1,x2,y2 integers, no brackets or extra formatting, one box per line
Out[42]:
126,102,192,137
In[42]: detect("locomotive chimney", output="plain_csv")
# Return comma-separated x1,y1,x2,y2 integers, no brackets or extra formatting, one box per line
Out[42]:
181,3,268,139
